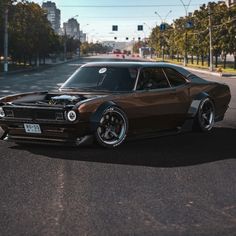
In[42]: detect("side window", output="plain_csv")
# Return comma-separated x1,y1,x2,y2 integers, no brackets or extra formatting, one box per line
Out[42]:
163,68,187,87
136,68,170,90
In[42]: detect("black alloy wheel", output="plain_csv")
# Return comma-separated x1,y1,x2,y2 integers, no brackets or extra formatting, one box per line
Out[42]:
194,98,215,132
95,107,128,148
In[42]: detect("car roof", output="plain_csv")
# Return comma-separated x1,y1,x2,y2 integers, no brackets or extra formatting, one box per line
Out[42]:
82,61,193,77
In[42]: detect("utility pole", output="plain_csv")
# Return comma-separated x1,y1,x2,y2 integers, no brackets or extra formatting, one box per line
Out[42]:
4,6,9,73
208,6,213,71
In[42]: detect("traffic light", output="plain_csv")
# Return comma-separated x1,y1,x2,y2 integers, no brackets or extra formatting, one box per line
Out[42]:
112,25,118,31
138,37,141,41
137,25,143,31
114,37,117,40
126,37,129,40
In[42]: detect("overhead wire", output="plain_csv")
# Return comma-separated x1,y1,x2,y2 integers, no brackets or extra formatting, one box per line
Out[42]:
58,4,202,8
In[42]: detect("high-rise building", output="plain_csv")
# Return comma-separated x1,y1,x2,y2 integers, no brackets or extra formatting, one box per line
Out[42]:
63,18,80,39
225,0,236,7
79,31,87,43
42,1,61,34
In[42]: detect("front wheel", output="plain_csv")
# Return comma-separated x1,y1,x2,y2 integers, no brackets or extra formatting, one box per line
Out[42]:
193,98,215,132
95,107,128,148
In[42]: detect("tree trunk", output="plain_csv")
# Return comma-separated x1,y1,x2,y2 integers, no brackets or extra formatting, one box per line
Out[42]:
197,54,199,65
23,55,26,66
191,54,193,64
36,53,39,67
201,54,204,66
234,55,236,70
215,55,218,68
223,54,227,69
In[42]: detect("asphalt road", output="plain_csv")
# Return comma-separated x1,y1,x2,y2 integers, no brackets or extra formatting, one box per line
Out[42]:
0,56,236,236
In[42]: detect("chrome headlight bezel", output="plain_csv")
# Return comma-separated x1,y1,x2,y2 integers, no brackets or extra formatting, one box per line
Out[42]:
67,110,77,122
0,107,5,118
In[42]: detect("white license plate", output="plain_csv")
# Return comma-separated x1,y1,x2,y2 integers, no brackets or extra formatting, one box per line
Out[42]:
24,124,42,134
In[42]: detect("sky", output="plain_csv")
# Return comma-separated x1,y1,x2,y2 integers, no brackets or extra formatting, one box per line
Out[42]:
33,0,218,42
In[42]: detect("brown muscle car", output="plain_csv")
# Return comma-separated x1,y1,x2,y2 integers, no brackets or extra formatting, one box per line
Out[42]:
0,62,231,148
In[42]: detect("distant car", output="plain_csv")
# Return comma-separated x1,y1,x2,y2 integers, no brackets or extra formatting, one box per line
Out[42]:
0,62,231,148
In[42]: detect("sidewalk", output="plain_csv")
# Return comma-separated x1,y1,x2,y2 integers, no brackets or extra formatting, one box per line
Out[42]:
0,56,81,77
146,56,236,79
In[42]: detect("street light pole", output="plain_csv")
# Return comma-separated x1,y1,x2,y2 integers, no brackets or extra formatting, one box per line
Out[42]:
208,5,213,71
154,10,172,24
180,0,192,66
4,6,9,73
154,10,172,62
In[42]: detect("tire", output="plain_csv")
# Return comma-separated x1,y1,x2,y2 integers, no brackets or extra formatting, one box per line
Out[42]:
193,98,215,132
95,107,128,148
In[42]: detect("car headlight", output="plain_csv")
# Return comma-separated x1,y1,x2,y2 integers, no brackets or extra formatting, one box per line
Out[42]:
67,110,77,122
0,107,5,118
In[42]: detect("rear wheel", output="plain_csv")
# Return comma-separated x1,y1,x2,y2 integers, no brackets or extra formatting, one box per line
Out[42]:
95,107,128,148
194,98,215,132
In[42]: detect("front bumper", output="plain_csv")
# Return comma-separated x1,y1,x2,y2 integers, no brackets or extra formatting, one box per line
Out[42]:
0,119,92,146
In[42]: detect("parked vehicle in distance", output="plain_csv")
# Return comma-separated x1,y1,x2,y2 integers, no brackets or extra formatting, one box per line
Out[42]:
112,49,121,54
0,62,231,148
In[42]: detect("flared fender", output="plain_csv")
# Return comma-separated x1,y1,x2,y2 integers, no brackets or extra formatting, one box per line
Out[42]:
187,92,209,118
90,101,118,132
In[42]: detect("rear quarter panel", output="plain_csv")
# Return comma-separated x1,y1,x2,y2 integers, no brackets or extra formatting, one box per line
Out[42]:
189,82,231,119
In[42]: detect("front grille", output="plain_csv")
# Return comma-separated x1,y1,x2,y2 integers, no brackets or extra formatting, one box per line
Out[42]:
5,109,14,117
35,110,58,120
4,108,64,121
12,109,32,119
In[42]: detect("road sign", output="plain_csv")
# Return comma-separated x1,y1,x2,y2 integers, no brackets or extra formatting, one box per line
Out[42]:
112,25,118,31
185,21,193,29
137,25,143,31
160,23,166,31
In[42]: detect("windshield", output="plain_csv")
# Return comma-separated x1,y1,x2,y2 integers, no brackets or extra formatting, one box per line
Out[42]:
61,66,138,92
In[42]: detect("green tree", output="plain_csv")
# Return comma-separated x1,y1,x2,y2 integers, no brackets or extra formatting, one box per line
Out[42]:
8,2,61,65
147,1,236,70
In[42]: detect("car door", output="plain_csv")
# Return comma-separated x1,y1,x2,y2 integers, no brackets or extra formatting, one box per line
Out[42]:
127,67,190,134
